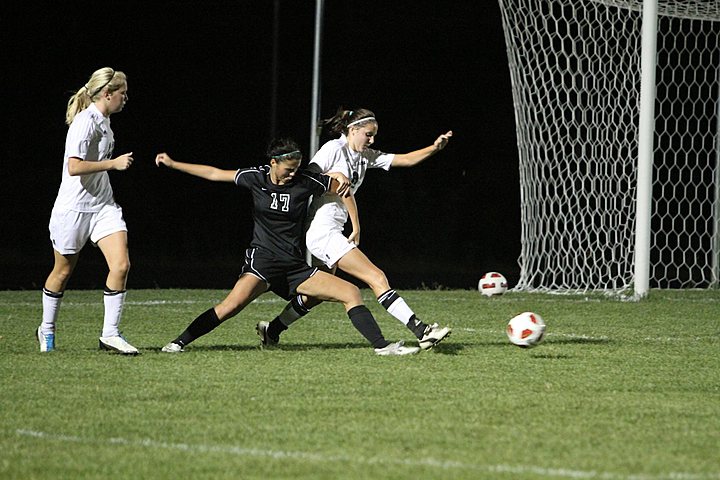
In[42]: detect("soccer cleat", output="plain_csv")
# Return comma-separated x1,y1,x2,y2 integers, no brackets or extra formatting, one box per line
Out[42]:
419,323,452,350
161,342,184,353
36,326,55,352
255,321,278,346
99,335,139,355
374,340,420,356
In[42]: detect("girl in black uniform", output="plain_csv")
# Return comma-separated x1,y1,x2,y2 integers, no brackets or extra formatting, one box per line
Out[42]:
154,139,419,355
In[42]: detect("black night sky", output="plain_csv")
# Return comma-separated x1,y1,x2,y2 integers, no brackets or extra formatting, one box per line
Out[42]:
1,1,521,290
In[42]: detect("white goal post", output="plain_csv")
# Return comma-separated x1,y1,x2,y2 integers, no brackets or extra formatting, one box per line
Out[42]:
498,0,720,296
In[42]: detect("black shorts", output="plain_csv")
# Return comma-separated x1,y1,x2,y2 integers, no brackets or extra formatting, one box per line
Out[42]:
240,247,318,300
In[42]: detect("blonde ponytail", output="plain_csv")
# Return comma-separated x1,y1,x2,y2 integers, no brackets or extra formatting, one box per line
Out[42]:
64,67,126,125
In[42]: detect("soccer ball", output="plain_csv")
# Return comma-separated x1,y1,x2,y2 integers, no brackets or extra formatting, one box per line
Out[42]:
478,272,508,297
506,312,546,348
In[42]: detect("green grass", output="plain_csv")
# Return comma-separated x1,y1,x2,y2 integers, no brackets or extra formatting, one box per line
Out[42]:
1,289,719,479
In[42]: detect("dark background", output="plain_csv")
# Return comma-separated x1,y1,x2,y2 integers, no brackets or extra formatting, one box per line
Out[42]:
1,1,520,291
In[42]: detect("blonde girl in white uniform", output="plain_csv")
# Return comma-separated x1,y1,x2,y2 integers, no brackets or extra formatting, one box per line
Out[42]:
257,107,453,350
37,67,138,355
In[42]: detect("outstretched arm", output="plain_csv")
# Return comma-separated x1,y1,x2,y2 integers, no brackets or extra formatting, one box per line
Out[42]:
155,152,236,182
391,130,453,168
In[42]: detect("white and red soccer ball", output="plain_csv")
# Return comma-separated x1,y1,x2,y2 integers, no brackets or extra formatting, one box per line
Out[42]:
506,312,546,348
478,272,508,297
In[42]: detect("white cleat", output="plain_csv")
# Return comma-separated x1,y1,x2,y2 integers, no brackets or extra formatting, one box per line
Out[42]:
161,342,184,353
99,335,139,355
374,340,420,356
419,323,452,350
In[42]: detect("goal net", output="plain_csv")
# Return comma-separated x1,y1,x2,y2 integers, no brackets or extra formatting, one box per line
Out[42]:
498,0,720,294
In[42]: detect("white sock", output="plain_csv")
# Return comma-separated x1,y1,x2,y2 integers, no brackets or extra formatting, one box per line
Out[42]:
378,290,415,325
102,290,126,338
41,288,63,335
386,297,414,325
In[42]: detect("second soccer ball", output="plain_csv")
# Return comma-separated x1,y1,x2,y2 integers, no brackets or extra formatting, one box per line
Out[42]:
478,272,508,297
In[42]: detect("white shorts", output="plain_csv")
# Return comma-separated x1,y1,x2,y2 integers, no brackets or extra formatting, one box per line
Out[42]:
305,222,356,268
49,203,127,255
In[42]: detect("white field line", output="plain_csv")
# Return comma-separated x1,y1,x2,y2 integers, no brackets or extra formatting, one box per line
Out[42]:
14,429,719,480
548,332,609,341
6,291,720,307
124,297,286,305
1,297,285,307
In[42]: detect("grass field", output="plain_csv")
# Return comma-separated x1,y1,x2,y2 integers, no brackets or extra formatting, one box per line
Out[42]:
1,288,719,479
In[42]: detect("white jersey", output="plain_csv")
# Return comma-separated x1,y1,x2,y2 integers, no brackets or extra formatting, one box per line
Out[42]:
307,134,394,228
53,103,116,212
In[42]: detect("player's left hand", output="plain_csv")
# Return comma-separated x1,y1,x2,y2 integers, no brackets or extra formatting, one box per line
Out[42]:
434,130,453,151
113,152,134,171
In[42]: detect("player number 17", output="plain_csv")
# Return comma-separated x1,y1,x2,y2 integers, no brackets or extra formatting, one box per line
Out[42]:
270,193,290,212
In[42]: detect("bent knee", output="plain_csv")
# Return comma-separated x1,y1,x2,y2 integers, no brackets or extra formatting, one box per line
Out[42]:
365,270,389,291
341,284,363,304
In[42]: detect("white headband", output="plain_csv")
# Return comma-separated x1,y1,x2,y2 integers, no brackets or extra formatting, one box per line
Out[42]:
347,117,376,128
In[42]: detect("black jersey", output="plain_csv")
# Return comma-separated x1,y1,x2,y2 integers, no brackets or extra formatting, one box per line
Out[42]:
234,166,331,259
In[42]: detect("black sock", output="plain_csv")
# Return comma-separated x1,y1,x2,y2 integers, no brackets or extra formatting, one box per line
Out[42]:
267,317,287,342
407,315,427,339
175,308,223,347
347,305,389,349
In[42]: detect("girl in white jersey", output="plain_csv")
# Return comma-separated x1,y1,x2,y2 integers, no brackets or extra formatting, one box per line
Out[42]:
257,107,453,350
37,67,138,355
